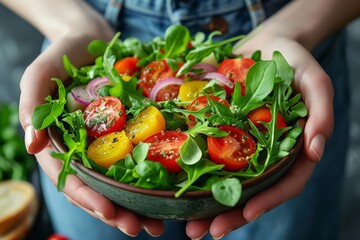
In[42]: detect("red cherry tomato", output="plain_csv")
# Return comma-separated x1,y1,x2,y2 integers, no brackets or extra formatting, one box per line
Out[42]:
247,106,287,132
156,84,181,102
84,96,126,138
144,131,188,173
207,125,256,171
48,233,69,240
114,57,141,76
138,60,181,97
187,95,230,127
217,58,255,95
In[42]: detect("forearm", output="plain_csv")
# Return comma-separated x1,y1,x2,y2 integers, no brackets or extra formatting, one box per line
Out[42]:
0,0,113,41
263,0,360,50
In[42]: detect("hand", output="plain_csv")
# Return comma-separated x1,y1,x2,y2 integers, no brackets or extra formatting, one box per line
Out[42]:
186,26,334,239
18,19,164,239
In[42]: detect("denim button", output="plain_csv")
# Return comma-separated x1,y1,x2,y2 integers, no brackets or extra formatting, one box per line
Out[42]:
205,16,228,34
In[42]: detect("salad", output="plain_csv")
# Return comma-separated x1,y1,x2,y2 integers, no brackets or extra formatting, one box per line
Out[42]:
32,25,307,207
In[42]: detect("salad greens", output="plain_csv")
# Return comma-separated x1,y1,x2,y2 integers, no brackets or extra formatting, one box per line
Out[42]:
0,103,34,180
32,25,307,207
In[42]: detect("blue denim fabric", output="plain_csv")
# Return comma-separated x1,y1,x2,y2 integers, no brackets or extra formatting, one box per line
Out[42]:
41,1,349,239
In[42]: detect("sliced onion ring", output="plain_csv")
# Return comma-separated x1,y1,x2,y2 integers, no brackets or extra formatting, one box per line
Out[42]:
192,63,217,73
188,63,218,79
149,77,184,101
201,72,234,89
86,76,111,100
71,85,91,105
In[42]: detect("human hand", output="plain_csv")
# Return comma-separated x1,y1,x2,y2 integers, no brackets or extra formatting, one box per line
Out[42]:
186,26,334,239
18,16,164,239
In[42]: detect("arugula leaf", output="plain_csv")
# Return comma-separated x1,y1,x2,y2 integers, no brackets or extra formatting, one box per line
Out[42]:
175,158,223,197
32,78,67,130
177,34,245,76
186,121,228,138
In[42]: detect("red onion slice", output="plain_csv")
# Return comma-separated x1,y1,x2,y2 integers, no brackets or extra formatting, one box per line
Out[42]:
149,77,184,101
192,63,217,73
201,72,234,89
71,85,91,105
86,76,111,100
189,63,218,79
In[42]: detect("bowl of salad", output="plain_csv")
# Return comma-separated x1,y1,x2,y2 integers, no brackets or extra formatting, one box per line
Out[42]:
33,25,307,220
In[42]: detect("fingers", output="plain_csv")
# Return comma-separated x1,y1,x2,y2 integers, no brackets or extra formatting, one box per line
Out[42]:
242,153,316,221
139,215,165,237
36,145,164,237
293,57,334,163
186,217,212,239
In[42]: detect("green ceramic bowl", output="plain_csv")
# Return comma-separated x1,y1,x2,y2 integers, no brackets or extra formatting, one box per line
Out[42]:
48,119,304,220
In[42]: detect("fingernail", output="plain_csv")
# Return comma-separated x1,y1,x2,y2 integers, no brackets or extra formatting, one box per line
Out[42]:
142,225,161,237
309,134,326,162
94,210,106,220
250,210,266,222
118,226,138,238
25,125,35,151
213,229,232,240
191,231,208,240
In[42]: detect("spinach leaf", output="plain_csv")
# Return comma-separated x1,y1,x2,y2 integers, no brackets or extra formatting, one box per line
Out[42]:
164,25,190,58
233,60,276,115
212,178,242,207
180,135,202,165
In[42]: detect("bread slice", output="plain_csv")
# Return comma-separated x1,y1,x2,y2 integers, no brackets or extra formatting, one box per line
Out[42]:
0,180,38,238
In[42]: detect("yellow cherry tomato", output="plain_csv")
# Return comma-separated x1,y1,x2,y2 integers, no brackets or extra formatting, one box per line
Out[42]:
125,106,166,144
178,81,208,102
87,131,133,168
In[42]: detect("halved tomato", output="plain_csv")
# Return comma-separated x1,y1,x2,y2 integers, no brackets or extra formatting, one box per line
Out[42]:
114,57,141,77
247,106,287,132
87,131,133,168
207,125,256,171
178,80,208,102
144,131,188,173
217,58,255,95
124,106,166,144
83,96,126,138
138,60,182,97
187,95,230,127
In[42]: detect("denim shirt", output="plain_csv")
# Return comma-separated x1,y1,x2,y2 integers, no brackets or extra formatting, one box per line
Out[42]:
86,0,288,40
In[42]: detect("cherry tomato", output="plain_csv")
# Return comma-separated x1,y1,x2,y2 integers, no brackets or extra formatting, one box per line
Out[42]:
156,84,181,102
178,80,208,102
125,106,166,144
247,106,287,132
114,57,141,77
138,60,181,97
83,96,126,138
217,58,255,95
87,131,133,168
144,131,188,173
207,125,256,171
187,95,230,127
47,233,69,240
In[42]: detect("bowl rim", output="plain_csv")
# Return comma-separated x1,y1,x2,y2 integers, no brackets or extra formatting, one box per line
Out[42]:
48,118,305,199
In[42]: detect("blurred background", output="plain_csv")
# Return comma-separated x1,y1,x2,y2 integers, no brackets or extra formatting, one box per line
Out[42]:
0,4,359,240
